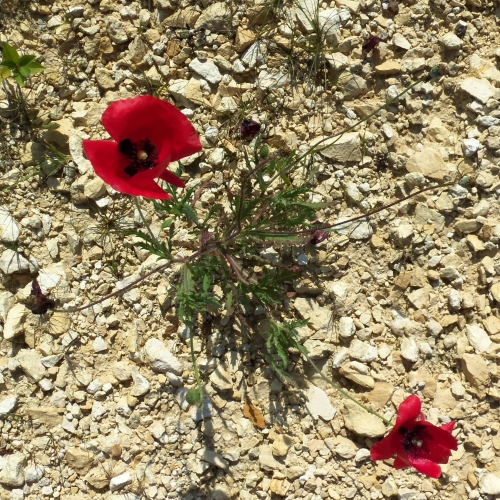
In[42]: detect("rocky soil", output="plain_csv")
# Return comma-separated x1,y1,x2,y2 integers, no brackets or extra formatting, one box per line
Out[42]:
1,0,500,499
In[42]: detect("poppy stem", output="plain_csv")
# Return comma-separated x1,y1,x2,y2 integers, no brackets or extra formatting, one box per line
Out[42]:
133,197,163,254
303,352,393,426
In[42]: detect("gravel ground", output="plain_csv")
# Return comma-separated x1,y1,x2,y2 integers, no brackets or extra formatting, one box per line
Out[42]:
1,0,500,499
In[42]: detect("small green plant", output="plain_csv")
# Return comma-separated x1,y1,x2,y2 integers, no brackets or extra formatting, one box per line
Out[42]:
0,42,44,86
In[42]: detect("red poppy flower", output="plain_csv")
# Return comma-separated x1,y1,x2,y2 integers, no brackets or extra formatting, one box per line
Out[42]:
83,96,202,199
370,395,458,478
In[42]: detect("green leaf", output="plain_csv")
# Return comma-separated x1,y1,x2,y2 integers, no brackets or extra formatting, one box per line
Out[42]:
259,144,269,159
182,204,199,224
2,42,19,64
18,54,35,66
13,71,25,86
24,60,44,75
41,122,60,130
160,218,174,229
1,60,16,69
0,65,11,80
19,66,30,78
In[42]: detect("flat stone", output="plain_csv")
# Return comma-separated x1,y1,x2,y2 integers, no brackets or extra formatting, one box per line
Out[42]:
406,148,452,181
461,354,490,396
401,337,419,363
342,399,386,437
197,448,229,471
15,349,46,382
162,7,200,28
130,371,150,397
4,303,27,340
440,32,462,49
188,58,222,85
337,71,368,99
315,132,362,162
0,207,20,243
293,297,332,337
235,27,256,52
0,396,18,415
65,448,94,474
481,473,500,495
305,385,336,421
466,324,492,354
414,203,445,232
393,33,411,50
95,68,116,90
0,453,26,487
340,362,375,389
272,434,293,457
348,339,378,362
363,382,395,409
194,2,229,31
24,407,64,427
460,77,496,104
0,249,37,274
143,338,183,375
375,60,401,75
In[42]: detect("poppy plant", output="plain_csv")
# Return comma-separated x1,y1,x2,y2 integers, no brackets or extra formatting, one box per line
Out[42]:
83,95,202,199
370,395,458,478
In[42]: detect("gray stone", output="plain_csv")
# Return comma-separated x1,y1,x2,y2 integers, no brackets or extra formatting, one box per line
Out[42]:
143,338,183,375
0,207,20,243
349,221,373,240
189,58,222,85
3,303,26,340
338,317,355,338
342,399,386,437
0,453,26,487
481,473,500,495
106,19,129,44
305,385,336,421
316,132,361,162
401,337,419,363
462,138,480,157
128,36,147,63
0,396,18,415
0,290,14,322
337,71,368,99
466,324,492,354
440,32,462,50
25,465,44,483
130,371,150,397
198,448,229,471
0,249,38,274
15,350,46,382
348,339,378,362
194,2,229,31
461,77,496,104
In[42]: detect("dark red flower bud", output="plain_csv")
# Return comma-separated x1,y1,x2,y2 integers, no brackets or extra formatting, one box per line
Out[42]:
362,35,381,55
240,119,261,139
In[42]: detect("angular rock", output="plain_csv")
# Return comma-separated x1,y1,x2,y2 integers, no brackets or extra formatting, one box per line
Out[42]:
337,71,368,99
4,303,27,340
189,58,222,85
0,453,26,487
0,207,20,243
130,371,150,397
65,448,94,474
15,349,46,382
466,324,491,354
460,77,496,104
305,385,336,421
342,399,386,437
194,2,229,31
198,448,229,471
0,396,18,415
0,249,37,274
461,354,490,397
406,148,452,181
348,339,378,362
293,297,332,337
143,338,183,375
316,132,361,162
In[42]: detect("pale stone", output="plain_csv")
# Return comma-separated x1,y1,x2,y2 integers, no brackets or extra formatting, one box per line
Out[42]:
4,303,27,340
194,2,229,31
0,453,26,487
375,60,401,75
0,207,20,243
460,77,496,104
197,448,229,471
466,324,492,353
110,471,132,491
272,434,293,457
15,350,46,382
481,473,500,495
406,148,452,181
315,133,361,162
0,396,18,415
305,385,336,421
342,399,386,437
143,338,183,375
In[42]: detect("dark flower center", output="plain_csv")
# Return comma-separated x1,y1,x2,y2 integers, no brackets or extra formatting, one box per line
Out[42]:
119,138,159,177
399,424,429,457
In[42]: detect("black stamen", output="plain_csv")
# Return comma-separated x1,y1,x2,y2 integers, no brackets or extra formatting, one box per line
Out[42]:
399,425,429,457
118,138,159,177
119,138,137,158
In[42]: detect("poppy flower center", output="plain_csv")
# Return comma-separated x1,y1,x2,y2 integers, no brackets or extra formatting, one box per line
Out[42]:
399,425,429,457
118,138,159,177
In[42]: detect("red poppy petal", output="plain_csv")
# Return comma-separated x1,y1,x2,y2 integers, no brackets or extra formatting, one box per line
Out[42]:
408,456,443,478
440,421,455,433
396,395,422,425
425,425,458,451
159,169,186,189
83,140,171,200
101,95,201,163
394,456,410,469
83,139,129,188
370,433,398,461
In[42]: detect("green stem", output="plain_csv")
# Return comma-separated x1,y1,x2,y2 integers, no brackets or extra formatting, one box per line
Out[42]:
303,352,393,426
133,197,162,250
